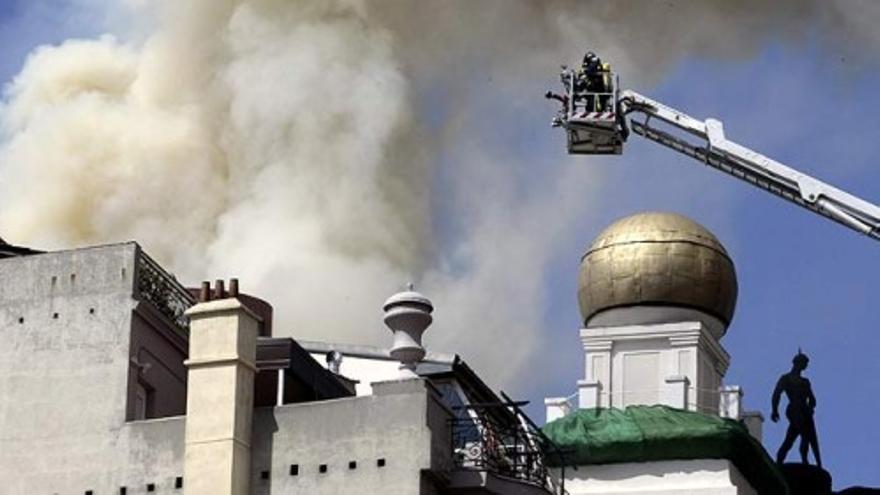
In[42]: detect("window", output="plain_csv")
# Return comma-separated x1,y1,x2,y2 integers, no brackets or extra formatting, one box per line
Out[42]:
134,382,148,421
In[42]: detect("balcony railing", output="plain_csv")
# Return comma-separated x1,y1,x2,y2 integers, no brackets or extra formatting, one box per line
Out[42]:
451,393,570,493
135,248,195,334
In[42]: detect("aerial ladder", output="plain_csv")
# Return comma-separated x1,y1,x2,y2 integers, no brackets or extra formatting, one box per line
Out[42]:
546,53,880,241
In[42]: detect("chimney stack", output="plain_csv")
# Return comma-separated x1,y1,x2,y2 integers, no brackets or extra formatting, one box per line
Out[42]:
198,281,211,302
183,280,260,495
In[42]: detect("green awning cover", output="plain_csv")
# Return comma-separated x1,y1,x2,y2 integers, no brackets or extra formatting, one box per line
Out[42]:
542,405,787,495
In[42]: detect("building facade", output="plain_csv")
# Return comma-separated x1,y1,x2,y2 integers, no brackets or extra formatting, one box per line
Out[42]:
0,240,559,494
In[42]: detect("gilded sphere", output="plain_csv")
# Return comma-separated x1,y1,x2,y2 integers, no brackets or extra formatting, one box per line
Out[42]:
578,212,737,333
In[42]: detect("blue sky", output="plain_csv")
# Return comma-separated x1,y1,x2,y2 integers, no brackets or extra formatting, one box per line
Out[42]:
0,1,108,80
2,2,879,490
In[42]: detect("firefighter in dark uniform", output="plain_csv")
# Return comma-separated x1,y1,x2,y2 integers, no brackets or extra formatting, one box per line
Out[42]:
577,51,612,112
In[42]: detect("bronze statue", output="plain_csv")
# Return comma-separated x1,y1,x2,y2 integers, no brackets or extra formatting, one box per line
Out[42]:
771,350,822,467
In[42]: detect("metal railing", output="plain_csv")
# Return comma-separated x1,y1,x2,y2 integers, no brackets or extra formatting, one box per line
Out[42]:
564,69,619,115
450,393,570,494
135,248,195,334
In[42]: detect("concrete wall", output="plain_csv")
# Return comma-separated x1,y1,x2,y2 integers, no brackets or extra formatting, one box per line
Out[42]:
0,243,135,491
0,244,188,494
250,378,451,495
119,416,187,492
0,246,455,494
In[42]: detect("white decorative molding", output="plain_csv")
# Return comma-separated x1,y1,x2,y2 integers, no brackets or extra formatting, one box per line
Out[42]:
545,397,573,422
577,321,735,413
664,375,690,410
719,385,744,419
577,380,602,409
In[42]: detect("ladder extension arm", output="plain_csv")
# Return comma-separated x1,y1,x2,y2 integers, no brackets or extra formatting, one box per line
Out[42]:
619,90,880,240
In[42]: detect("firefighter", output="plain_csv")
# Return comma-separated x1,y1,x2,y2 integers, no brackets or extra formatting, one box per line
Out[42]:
598,60,613,112
578,51,610,112
577,52,600,111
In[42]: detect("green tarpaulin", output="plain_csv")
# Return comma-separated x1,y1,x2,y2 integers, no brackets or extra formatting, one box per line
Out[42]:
542,405,788,495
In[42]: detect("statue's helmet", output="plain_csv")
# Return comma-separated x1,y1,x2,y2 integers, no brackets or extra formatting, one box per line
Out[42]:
792,349,810,366
583,51,598,64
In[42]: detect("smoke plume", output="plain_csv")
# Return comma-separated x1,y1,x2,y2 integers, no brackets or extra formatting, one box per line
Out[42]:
1,0,878,387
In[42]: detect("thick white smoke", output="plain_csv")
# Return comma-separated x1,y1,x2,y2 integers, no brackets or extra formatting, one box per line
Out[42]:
1,0,878,387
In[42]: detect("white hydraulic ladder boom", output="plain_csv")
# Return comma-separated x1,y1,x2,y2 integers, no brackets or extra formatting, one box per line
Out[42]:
618,90,880,240
547,57,880,242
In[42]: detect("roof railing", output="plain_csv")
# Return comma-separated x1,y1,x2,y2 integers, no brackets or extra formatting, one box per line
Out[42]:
450,393,573,494
134,247,195,334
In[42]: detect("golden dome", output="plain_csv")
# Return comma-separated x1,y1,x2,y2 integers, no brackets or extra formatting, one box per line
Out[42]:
578,212,738,332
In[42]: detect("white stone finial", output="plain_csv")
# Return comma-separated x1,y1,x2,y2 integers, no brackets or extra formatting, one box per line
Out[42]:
383,285,433,378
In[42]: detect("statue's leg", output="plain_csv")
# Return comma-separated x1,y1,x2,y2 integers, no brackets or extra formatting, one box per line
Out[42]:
799,434,809,464
776,425,798,464
806,420,822,468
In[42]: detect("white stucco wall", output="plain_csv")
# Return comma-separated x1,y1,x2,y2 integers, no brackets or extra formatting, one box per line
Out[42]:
305,343,456,396
569,320,739,416
555,459,757,495
308,353,401,395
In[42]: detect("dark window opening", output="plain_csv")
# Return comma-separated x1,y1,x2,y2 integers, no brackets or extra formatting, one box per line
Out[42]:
349,461,357,470
89,308,95,315
260,470,270,480
289,464,299,476
319,464,328,474
120,487,127,495
175,477,183,489
133,381,155,421
17,317,23,324
377,458,386,467
52,312,58,319
146,483,155,492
